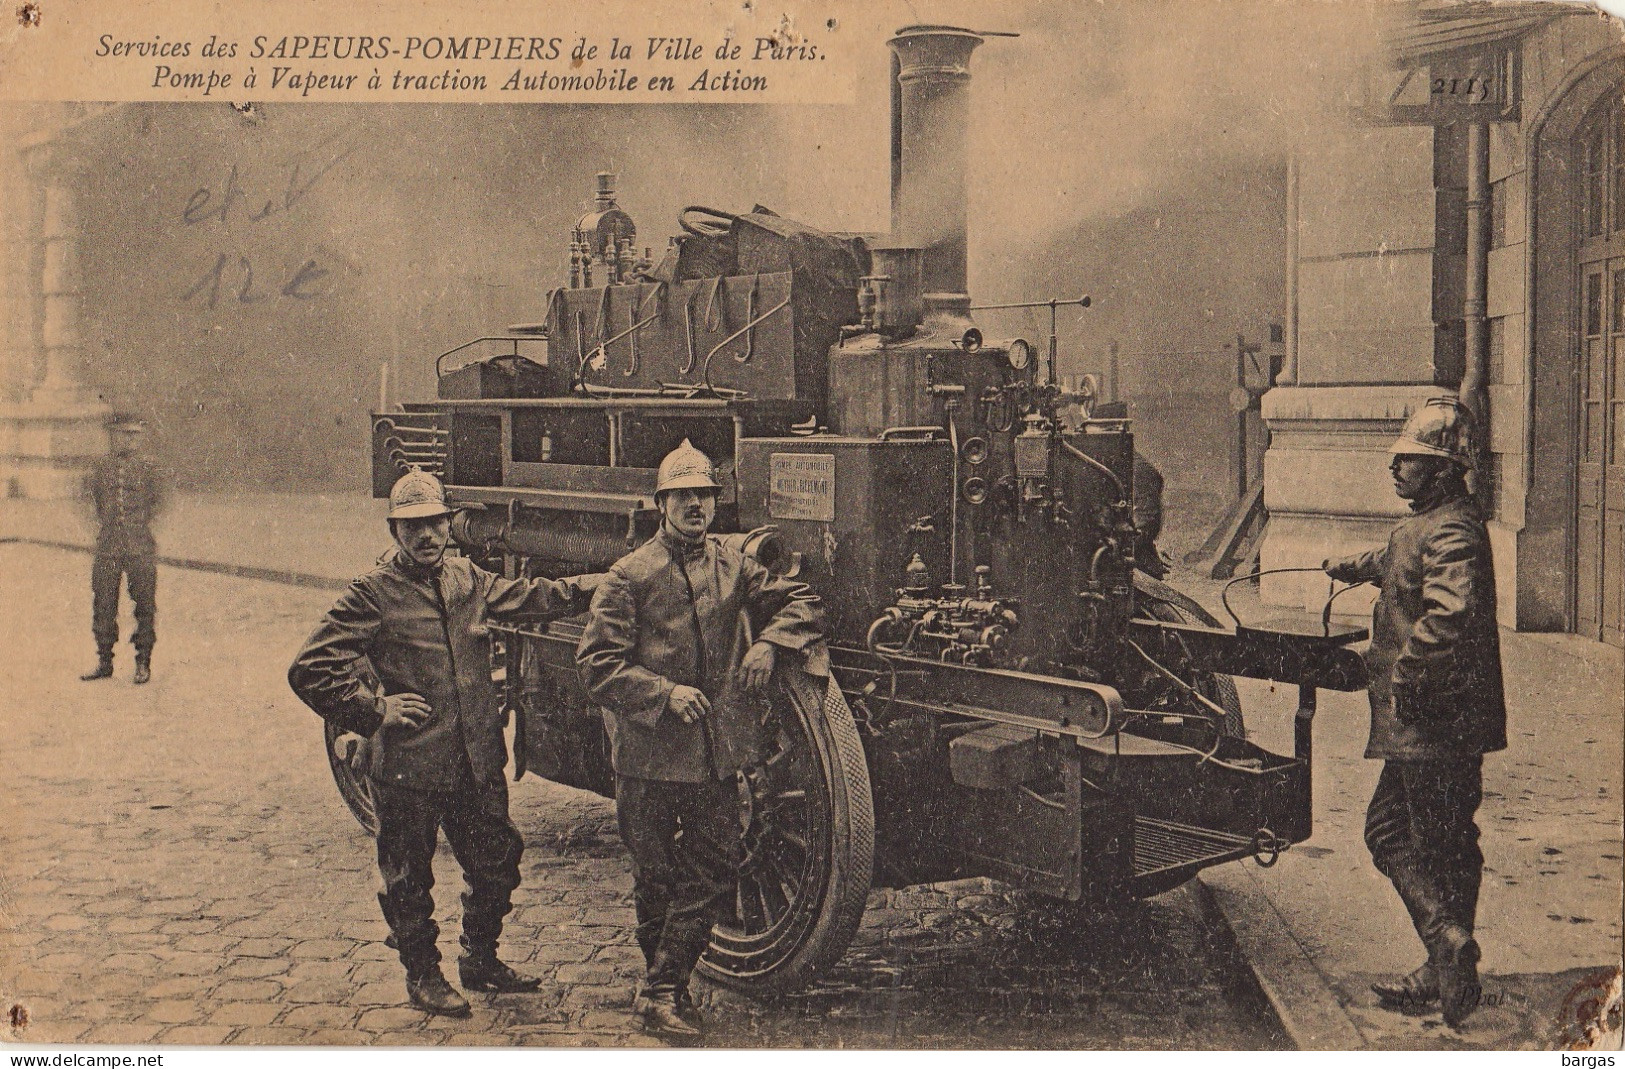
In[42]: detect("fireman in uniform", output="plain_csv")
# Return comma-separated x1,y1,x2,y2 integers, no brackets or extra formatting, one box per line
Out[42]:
81,414,165,685
576,440,824,1041
1323,397,1506,1028
288,469,603,1017
1131,451,1168,578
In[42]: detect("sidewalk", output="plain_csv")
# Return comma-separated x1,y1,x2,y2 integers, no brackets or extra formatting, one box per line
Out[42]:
3,491,1621,1050
1203,619,1624,1050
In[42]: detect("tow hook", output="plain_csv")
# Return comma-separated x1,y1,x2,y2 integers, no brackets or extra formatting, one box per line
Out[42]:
1251,828,1289,867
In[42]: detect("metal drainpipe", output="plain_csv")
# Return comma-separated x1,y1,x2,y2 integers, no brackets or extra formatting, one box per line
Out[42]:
1280,153,1299,386
1461,123,1491,492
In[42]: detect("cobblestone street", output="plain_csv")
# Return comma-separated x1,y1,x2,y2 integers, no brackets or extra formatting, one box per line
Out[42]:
0,543,1282,1048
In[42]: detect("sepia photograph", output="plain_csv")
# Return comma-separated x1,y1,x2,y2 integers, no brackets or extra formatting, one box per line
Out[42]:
0,0,1620,1054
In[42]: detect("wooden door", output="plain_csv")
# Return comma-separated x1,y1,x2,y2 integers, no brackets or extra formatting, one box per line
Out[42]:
1575,96,1625,648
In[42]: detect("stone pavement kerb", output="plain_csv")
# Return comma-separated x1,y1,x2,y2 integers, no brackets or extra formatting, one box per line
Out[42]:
1202,624,1623,1049
6,490,1621,1050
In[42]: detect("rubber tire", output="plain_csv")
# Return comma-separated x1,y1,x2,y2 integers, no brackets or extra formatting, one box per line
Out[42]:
1199,673,1246,739
323,720,380,836
697,672,875,994
1132,574,1246,738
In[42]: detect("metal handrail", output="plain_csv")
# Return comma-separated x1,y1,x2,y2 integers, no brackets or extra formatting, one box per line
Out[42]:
700,295,791,397
434,335,546,377
1219,566,1360,635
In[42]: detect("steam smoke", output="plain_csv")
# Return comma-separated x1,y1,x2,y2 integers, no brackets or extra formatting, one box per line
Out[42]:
3,1,1399,492
750,0,1393,278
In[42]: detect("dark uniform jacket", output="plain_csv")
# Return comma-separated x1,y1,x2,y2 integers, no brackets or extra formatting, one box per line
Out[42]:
1329,486,1507,760
1132,452,1166,577
577,529,825,783
84,454,163,555
289,551,600,791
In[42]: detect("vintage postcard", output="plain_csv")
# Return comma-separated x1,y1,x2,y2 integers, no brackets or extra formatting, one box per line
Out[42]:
0,0,1620,1054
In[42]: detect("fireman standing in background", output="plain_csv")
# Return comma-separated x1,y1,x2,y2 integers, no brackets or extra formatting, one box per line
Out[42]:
1131,450,1168,578
81,413,165,685
577,440,824,1041
1078,401,1168,578
1322,397,1506,1028
288,468,602,1018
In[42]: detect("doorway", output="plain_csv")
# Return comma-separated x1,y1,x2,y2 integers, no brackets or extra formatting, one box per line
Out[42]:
1574,90,1625,647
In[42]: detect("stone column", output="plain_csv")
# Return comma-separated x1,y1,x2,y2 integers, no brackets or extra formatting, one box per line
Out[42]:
1257,125,1442,612
0,130,109,499
0,114,33,403
1259,385,1439,611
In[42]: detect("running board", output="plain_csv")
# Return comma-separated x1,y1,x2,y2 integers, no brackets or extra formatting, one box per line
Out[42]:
1131,817,1258,893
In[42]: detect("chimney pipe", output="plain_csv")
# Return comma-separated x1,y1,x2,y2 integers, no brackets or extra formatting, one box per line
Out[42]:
888,25,984,315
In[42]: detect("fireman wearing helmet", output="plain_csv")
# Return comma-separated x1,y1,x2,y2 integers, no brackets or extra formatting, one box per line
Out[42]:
577,440,824,1041
1322,397,1506,1028
289,468,603,1018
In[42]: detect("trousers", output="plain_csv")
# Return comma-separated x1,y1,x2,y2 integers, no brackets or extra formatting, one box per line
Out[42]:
371,768,524,978
615,775,742,997
91,551,156,656
1364,756,1485,958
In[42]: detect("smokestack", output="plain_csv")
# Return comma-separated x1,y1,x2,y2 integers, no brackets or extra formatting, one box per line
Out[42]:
888,25,984,317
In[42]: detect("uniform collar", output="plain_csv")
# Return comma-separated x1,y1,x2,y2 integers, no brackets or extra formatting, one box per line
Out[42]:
658,526,710,562
1407,478,1470,515
387,547,445,581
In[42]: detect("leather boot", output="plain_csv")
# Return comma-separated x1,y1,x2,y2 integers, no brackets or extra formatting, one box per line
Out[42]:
635,989,701,1042
1436,926,1482,1028
406,968,471,1018
377,892,401,952
133,655,151,685
81,652,114,681
1371,963,1439,1007
675,985,704,1029
458,952,543,992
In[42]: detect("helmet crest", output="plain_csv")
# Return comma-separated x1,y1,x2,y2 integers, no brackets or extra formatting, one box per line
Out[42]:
656,439,721,495
388,467,452,520
1391,397,1474,468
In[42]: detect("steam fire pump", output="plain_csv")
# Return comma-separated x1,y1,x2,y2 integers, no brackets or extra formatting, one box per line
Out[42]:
344,25,1367,992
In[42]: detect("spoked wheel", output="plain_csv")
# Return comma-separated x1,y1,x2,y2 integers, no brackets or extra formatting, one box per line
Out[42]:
323,720,379,836
698,671,875,993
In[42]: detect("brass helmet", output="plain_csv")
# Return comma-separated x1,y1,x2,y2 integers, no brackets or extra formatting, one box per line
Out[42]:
1391,397,1473,468
387,467,452,520
656,439,721,495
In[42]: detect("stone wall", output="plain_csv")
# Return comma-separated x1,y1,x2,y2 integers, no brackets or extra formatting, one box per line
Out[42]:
1485,14,1622,630
1261,12,1625,629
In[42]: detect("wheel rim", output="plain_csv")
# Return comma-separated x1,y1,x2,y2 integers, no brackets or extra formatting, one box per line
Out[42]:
702,686,834,980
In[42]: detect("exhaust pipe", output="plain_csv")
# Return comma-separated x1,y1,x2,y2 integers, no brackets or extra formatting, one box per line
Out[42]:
888,26,985,320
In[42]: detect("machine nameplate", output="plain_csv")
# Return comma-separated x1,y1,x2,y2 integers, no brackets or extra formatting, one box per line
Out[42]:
770,453,836,521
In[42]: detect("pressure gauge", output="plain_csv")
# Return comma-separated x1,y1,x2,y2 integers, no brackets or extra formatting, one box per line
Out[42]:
1007,338,1034,372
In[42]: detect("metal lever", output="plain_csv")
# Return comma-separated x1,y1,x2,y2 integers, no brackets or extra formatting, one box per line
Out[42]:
968,293,1091,312
967,295,1092,387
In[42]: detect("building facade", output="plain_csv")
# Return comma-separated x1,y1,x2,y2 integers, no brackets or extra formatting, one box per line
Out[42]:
1263,5,1625,649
